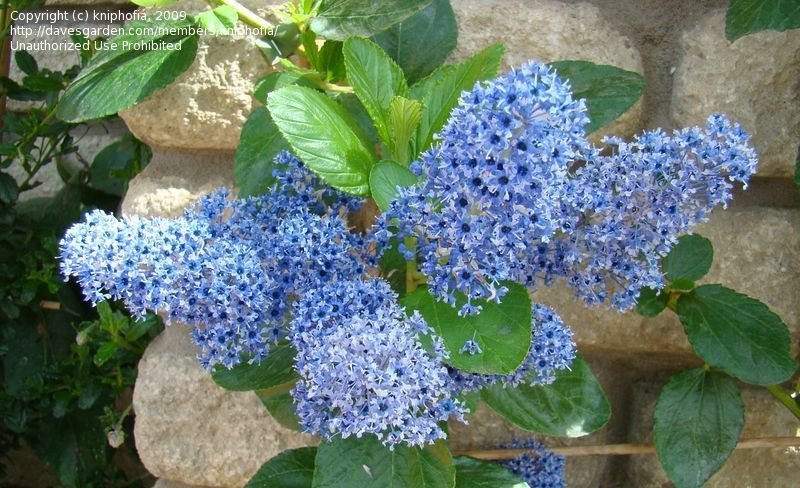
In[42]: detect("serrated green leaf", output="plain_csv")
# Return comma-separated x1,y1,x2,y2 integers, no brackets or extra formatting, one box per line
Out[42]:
93,341,119,366
234,107,291,197
481,356,610,437
317,40,347,83
636,287,668,317
311,0,433,41
198,5,238,35
401,283,531,375
654,368,743,488
343,37,408,154
388,96,423,164
212,343,299,393
253,72,319,104
313,436,455,488
662,234,714,282
410,44,504,156
246,446,317,488
548,60,646,134
369,160,418,210
677,285,795,385
453,456,528,488
15,50,38,75
267,85,375,195
256,390,303,432
57,17,199,122
372,0,457,84
726,0,800,41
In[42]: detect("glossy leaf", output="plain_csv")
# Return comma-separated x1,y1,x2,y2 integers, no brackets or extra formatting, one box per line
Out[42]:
372,0,458,84
311,0,433,41
677,285,795,385
57,17,199,122
197,5,237,35
401,283,531,375
726,0,800,41
481,356,610,437
246,447,316,488
212,343,299,393
253,72,318,104
453,456,528,488
313,436,455,488
388,96,423,164
343,37,408,152
635,287,668,318
369,160,418,211
654,368,743,488
15,50,38,75
256,390,303,432
410,44,504,155
234,107,290,197
662,234,714,282
267,85,375,195
548,60,646,134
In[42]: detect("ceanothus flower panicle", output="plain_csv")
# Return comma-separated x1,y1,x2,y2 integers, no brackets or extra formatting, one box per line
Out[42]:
60,152,371,369
449,304,575,393
376,62,757,315
290,278,465,448
500,438,566,488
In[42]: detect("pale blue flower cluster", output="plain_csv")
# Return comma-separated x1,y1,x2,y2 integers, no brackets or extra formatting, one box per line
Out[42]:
449,304,575,392
290,278,465,447
378,62,757,314
60,153,371,369
501,439,566,488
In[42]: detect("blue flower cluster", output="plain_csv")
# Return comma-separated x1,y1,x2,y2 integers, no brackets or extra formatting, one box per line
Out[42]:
378,62,757,314
449,304,575,393
290,278,465,447
60,153,371,369
500,438,566,488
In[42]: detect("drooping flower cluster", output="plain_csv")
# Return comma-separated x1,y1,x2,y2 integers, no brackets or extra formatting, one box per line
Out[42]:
60,153,371,369
449,304,575,393
290,278,465,447
500,439,566,488
377,62,757,314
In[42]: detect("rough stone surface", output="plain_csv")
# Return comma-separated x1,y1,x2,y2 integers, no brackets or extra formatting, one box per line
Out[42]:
623,379,800,487
119,0,281,151
449,0,645,140
134,324,316,488
533,206,800,366
449,355,631,488
121,147,235,218
154,479,212,488
672,9,800,178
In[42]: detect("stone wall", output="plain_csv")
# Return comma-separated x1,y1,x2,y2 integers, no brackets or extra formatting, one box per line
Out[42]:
13,0,800,486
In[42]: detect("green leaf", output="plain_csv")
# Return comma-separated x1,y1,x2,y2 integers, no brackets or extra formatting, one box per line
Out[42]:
234,107,291,197
654,368,743,488
636,287,668,317
130,0,176,6
0,172,19,204
57,17,199,122
311,0,433,41
90,134,152,197
369,160,418,211
343,37,409,153
677,285,795,385
15,50,38,75
313,436,455,488
401,283,531,375
662,234,714,282
726,0,800,41
93,341,119,366
378,237,408,297
453,456,528,488
548,60,646,134
317,41,347,83
267,85,376,195
198,5,238,35
247,447,317,488
253,72,319,104
256,390,303,432
388,96,423,164
411,44,504,156
481,356,610,437
212,343,299,393
372,0,458,84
